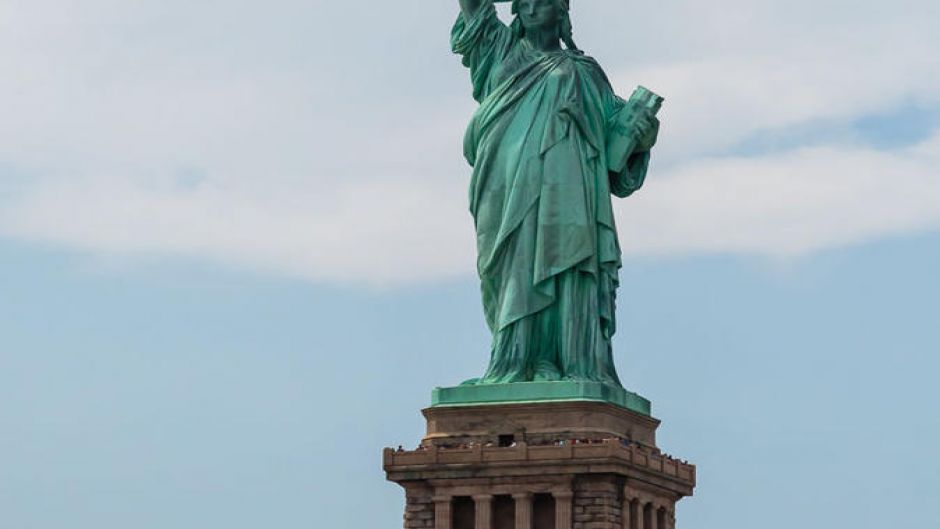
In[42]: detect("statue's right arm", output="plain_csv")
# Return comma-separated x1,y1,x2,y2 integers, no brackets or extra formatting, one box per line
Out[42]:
453,0,507,102
459,0,489,19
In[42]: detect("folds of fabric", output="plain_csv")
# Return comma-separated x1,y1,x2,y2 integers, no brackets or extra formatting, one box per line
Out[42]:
452,6,651,386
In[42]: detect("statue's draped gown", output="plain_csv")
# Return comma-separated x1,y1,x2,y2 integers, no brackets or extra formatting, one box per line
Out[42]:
453,5,652,386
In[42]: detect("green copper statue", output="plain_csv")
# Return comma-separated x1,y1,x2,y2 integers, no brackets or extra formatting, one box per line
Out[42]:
454,0,662,387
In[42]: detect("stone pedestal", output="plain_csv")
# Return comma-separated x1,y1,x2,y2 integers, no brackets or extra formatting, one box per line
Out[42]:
385,399,695,529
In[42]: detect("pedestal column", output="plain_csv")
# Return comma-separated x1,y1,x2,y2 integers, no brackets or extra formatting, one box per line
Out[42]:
553,491,572,529
652,504,661,529
512,493,532,529
621,497,634,529
474,495,493,529
433,496,452,529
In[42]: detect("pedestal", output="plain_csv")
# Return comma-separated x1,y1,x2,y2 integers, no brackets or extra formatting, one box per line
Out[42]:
385,395,695,529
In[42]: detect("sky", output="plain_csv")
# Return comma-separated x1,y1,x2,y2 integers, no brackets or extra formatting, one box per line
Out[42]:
0,0,939,528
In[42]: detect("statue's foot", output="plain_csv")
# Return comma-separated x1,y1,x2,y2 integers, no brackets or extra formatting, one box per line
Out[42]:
532,369,562,382
562,375,622,387
459,377,481,386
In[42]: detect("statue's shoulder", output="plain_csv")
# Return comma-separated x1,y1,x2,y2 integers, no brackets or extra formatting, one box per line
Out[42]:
566,50,597,65
569,52,613,87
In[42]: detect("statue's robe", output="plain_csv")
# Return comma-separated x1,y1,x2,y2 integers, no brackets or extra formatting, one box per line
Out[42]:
453,5,653,385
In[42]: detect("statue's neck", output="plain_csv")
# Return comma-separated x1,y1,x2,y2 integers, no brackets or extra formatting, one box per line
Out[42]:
523,27,562,52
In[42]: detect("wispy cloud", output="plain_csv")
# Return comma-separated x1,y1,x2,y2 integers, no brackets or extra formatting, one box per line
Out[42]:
0,0,938,283
622,134,940,257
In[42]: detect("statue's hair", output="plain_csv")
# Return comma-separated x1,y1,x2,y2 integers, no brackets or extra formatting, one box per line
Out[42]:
510,0,579,51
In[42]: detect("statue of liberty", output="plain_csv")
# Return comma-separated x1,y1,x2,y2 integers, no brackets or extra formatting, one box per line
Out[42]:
453,0,662,387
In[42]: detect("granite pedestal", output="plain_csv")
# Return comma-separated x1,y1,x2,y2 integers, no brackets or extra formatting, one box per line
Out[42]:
384,385,695,529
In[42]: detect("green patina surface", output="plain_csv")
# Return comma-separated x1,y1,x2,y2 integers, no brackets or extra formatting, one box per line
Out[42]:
449,0,663,390
432,381,651,416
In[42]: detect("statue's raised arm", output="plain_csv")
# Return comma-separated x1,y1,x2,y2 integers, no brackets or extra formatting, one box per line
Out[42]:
451,0,514,102
458,0,489,19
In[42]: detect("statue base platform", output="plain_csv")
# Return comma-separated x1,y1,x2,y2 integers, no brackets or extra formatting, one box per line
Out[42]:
423,397,660,448
431,381,651,416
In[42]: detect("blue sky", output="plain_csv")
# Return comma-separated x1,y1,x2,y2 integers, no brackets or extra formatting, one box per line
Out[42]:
1,1,939,528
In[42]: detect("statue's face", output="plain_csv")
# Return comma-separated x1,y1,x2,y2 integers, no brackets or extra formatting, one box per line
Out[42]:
518,0,560,31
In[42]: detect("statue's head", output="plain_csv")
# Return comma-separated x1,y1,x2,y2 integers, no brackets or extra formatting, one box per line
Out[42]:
511,0,578,50
514,0,563,31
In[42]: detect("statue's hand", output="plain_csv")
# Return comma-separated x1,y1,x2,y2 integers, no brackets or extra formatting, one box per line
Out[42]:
634,114,659,152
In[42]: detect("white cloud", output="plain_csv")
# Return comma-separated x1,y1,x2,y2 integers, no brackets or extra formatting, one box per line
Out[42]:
0,171,476,284
621,135,940,257
4,134,938,283
0,0,939,284
604,5,940,163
